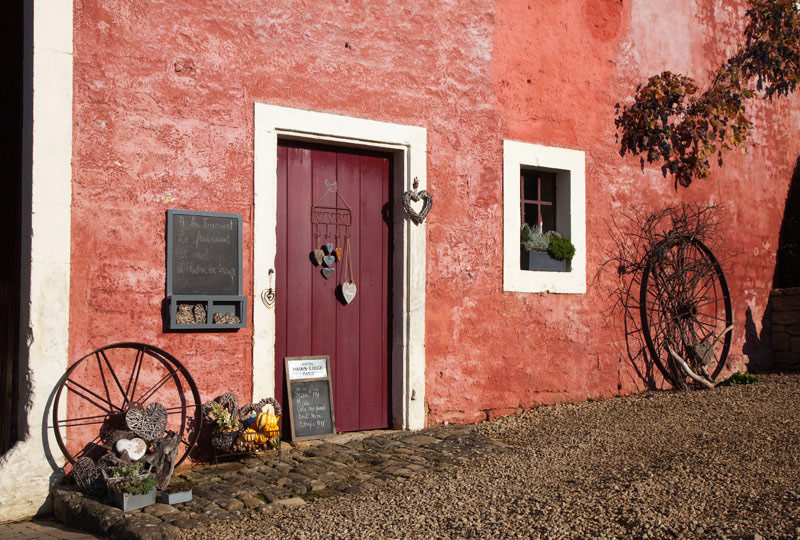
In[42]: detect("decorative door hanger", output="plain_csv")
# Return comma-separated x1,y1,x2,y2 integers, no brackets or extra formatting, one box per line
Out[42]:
310,180,357,304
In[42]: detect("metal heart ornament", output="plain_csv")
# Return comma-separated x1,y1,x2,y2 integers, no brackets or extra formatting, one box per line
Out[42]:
321,267,336,280
324,243,335,254
115,437,147,461
126,402,168,442
73,456,107,497
402,187,433,225
340,282,357,304
322,254,336,267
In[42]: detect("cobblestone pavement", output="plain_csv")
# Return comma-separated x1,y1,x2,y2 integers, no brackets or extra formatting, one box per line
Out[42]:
0,518,104,540
52,425,509,540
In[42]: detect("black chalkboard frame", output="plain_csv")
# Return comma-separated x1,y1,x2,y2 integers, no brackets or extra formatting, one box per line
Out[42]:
284,356,337,441
166,209,246,330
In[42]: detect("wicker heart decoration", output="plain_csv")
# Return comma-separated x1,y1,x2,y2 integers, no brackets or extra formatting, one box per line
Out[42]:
321,267,335,280
126,402,168,442
74,456,106,497
115,437,147,461
402,187,433,225
341,282,357,304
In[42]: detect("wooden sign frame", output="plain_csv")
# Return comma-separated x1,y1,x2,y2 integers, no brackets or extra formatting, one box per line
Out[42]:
284,356,336,441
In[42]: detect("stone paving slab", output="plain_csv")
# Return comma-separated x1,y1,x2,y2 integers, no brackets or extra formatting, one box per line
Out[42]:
0,518,105,540
51,425,509,540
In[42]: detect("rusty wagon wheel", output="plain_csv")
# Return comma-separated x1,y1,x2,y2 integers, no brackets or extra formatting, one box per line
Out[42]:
52,342,202,467
639,235,733,389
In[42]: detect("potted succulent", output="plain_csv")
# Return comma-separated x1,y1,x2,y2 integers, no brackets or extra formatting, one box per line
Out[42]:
105,461,157,512
159,480,193,505
520,223,576,272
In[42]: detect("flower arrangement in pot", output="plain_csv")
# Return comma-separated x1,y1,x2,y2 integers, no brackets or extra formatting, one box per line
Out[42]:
203,394,243,452
105,461,157,512
520,222,575,272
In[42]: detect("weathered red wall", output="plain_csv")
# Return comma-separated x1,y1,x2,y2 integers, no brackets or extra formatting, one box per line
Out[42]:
70,0,800,425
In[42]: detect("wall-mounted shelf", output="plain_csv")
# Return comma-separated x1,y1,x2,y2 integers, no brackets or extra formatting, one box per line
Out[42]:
166,209,246,330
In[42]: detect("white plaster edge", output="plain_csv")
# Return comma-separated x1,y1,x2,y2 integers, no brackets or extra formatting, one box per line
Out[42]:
0,0,73,523
253,104,427,431
502,140,586,294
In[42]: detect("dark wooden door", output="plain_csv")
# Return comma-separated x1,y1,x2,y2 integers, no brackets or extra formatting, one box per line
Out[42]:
275,141,391,433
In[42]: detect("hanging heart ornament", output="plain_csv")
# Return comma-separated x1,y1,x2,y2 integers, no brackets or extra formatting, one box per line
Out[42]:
322,254,336,267
321,267,336,279
341,282,357,304
402,184,433,225
312,249,325,266
324,242,335,254
126,402,168,442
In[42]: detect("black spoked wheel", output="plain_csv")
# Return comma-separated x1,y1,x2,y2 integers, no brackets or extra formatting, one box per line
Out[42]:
639,236,733,389
52,342,202,467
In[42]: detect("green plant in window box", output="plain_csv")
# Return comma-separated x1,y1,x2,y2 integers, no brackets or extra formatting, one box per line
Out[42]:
520,224,576,268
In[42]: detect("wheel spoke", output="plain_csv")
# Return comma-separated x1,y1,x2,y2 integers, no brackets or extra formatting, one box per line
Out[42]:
98,349,129,408
125,347,145,404
66,378,123,413
137,369,177,404
55,411,117,426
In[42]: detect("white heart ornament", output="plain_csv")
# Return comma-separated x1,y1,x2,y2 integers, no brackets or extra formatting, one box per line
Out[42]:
115,437,147,461
341,282,357,304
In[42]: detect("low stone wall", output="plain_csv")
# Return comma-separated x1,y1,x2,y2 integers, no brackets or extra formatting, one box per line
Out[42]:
770,288,800,369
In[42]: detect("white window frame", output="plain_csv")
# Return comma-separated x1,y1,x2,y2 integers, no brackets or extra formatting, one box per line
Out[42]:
503,140,586,294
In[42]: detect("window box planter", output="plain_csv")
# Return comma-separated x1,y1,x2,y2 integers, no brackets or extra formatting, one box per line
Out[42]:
110,487,157,512
159,489,192,505
521,250,568,272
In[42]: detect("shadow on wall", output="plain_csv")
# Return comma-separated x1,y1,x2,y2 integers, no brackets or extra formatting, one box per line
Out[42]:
760,156,800,372
773,157,800,289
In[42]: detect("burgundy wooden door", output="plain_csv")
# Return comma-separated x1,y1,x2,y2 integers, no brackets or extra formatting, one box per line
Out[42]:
275,141,391,433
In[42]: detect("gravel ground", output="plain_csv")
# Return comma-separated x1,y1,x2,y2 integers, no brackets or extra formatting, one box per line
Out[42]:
177,374,800,540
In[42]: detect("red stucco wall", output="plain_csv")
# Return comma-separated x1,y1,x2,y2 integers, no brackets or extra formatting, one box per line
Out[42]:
70,0,800,426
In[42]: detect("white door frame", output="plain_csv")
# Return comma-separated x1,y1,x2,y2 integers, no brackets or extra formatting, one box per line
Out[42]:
253,104,427,430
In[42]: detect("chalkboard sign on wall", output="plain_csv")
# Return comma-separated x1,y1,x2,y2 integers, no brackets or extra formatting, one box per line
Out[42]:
285,356,336,441
166,209,246,330
167,210,242,296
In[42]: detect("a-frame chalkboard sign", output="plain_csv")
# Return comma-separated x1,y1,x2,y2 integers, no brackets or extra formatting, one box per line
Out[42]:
284,356,336,441
166,209,247,329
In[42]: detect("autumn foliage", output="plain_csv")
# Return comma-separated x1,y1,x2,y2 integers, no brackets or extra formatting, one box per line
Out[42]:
615,0,800,188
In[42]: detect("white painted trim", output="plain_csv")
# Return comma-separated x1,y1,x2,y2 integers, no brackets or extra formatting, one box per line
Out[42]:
253,104,427,431
0,0,73,522
503,140,586,294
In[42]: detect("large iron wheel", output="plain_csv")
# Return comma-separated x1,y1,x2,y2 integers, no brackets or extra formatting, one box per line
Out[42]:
52,343,202,467
639,236,733,389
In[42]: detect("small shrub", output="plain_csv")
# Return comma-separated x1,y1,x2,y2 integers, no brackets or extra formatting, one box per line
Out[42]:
548,236,576,262
106,462,156,495
727,371,760,385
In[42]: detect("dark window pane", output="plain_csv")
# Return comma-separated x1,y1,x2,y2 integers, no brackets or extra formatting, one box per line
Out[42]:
522,172,538,200
523,203,539,228
541,205,555,232
540,173,556,202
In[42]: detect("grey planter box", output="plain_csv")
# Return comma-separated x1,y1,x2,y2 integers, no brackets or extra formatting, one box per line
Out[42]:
111,487,157,512
521,250,568,272
159,489,192,505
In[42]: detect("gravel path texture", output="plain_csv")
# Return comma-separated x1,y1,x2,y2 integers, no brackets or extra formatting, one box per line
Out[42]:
178,374,800,540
